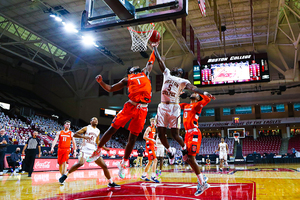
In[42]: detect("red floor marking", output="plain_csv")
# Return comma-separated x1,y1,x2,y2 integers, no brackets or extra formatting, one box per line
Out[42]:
42,181,256,200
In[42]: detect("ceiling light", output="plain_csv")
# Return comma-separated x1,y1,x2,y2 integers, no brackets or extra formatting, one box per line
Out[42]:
63,23,78,33
82,35,96,46
55,17,62,22
50,14,56,18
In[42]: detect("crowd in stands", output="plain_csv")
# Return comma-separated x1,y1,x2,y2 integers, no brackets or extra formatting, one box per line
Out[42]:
2,110,300,161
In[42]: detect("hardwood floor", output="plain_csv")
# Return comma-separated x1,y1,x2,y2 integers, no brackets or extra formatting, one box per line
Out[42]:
1,163,300,199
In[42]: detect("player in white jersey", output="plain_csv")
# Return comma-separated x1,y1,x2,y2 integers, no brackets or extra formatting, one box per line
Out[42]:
155,132,165,176
215,138,229,172
152,43,215,164
58,117,120,187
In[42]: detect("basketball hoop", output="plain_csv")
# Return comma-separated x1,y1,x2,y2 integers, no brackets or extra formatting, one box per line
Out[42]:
127,23,155,52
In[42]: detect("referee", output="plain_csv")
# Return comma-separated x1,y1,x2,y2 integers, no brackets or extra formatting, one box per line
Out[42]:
22,131,41,177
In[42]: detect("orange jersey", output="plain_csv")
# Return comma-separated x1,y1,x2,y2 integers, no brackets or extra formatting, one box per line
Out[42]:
58,130,73,149
127,72,152,103
180,95,211,130
146,126,156,146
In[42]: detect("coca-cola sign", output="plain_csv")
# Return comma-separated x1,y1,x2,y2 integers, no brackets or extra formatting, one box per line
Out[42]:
33,158,128,171
35,161,51,169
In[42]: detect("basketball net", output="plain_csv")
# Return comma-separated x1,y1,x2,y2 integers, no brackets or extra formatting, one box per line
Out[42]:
128,23,155,52
234,136,239,143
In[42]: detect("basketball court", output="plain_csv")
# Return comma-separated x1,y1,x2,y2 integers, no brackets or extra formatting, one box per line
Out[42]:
0,0,300,199
1,163,300,199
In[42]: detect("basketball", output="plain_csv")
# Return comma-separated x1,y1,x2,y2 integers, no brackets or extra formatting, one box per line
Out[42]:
149,30,161,43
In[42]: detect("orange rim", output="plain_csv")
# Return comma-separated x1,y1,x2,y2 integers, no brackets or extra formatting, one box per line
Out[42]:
127,23,155,34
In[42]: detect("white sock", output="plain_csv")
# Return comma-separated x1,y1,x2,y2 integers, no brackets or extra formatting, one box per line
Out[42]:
167,147,172,153
142,172,147,176
65,172,69,176
109,179,113,184
196,174,204,185
182,144,186,150
225,161,228,167
152,172,156,177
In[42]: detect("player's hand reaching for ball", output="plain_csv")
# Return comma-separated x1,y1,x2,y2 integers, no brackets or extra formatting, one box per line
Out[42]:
95,75,103,83
204,92,216,100
151,41,160,48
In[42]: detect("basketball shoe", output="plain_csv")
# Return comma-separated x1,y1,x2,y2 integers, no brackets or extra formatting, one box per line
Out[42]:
168,147,176,165
59,174,67,185
140,175,150,181
86,147,102,163
156,169,162,177
150,176,160,183
108,182,121,188
195,181,210,196
117,161,126,179
182,149,188,162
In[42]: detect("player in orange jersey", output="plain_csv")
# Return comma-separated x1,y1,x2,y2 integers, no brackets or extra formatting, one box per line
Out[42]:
51,120,77,177
87,50,156,179
180,93,214,196
140,118,159,183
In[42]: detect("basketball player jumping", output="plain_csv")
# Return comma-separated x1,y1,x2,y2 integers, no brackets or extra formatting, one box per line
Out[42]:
50,120,77,176
87,50,156,179
140,118,159,183
180,93,214,196
152,43,215,164
58,117,120,188
215,138,229,172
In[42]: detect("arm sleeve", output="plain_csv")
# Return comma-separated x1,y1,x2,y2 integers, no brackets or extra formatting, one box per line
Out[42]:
194,94,211,111
180,103,188,110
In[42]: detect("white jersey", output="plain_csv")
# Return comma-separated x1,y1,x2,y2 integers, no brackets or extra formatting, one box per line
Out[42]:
81,125,100,151
156,135,164,148
219,142,227,154
161,68,190,103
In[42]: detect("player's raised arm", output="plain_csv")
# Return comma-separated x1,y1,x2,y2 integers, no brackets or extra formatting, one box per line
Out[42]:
152,44,166,73
185,83,216,100
142,50,155,77
73,127,89,140
95,75,127,92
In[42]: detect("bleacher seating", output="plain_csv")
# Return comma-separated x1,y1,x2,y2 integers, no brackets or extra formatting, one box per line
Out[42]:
288,135,300,153
199,138,234,155
242,136,281,155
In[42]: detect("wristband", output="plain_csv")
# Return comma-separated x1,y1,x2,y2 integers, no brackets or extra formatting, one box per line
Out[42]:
204,92,209,96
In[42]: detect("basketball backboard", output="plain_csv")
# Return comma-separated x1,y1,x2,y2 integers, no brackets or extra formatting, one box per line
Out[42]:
82,0,187,31
227,128,245,138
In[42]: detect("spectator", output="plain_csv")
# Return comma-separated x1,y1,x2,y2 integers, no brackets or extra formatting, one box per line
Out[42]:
11,147,22,175
292,148,296,158
22,131,41,177
0,128,9,175
136,146,144,167
206,155,211,165
42,150,48,157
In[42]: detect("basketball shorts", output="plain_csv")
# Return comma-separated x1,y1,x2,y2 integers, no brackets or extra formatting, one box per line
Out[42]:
57,148,70,165
157,103,181,129
79,146,97,160
184,128,202,157
111,101,148,136
156,146,165,157
219,152,227,160
146,144,156,160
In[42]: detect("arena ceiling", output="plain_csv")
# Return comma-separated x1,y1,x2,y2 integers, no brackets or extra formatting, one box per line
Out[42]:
0,0,299,104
